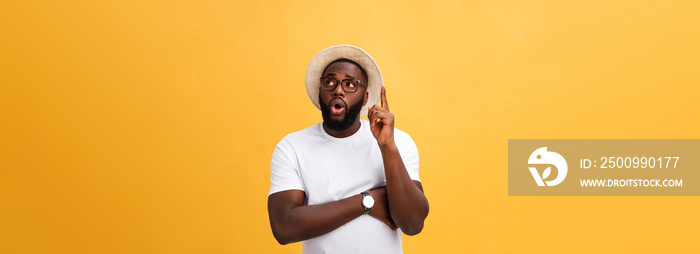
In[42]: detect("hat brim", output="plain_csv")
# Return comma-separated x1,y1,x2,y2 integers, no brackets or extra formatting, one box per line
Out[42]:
305,45,382,118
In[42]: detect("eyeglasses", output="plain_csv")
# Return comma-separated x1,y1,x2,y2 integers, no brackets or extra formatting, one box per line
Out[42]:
319,77,365,93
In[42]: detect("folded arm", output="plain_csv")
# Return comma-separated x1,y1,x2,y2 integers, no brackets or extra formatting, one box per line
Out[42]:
267,187,396,245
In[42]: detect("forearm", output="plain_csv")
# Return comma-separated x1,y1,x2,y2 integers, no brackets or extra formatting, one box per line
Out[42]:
268,192,364,244
380,143,429,235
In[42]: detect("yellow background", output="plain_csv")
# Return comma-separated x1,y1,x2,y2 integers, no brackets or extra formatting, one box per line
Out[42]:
2,1,699,253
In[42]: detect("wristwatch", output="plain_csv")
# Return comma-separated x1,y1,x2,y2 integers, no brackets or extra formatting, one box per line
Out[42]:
361,191,374,214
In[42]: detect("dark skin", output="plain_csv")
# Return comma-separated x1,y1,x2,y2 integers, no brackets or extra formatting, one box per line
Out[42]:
267,61,429,245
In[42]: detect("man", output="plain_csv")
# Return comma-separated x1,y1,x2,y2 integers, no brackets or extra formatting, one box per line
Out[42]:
267,45,429,253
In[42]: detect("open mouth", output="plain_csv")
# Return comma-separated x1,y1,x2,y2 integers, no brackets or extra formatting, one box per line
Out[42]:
329,98,346,116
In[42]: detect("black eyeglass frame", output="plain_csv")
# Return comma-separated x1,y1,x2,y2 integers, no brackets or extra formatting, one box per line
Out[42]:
319,77,366,93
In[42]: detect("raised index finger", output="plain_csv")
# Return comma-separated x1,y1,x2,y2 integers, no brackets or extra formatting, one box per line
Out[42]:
380,85,389,111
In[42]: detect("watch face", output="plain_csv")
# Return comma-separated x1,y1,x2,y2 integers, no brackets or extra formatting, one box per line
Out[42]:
362,196,375,208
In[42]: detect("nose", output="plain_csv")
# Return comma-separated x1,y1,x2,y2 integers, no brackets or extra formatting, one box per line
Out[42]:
332,82,345,97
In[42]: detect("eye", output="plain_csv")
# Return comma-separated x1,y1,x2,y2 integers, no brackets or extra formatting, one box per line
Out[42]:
343,80,357,88
322,79,335,87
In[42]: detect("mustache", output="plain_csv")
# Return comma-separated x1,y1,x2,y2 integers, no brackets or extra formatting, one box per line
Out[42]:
329,97,347,108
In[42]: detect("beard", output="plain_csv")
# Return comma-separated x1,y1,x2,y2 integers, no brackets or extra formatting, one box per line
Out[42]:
320,94,364,132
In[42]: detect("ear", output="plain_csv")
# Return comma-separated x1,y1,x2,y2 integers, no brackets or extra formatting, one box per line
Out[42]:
363,91,369,106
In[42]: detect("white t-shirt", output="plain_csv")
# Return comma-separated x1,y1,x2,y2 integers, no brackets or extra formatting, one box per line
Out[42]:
269,120,420,254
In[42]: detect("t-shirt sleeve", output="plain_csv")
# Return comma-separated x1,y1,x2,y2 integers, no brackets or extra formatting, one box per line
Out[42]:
396,130,420,182
269,138,305,196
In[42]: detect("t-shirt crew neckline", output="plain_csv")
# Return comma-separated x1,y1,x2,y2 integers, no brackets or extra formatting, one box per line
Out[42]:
318,120,367,142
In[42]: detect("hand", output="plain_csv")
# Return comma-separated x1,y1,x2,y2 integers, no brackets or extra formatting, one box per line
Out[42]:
368,86,394,146
368,186,398,231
